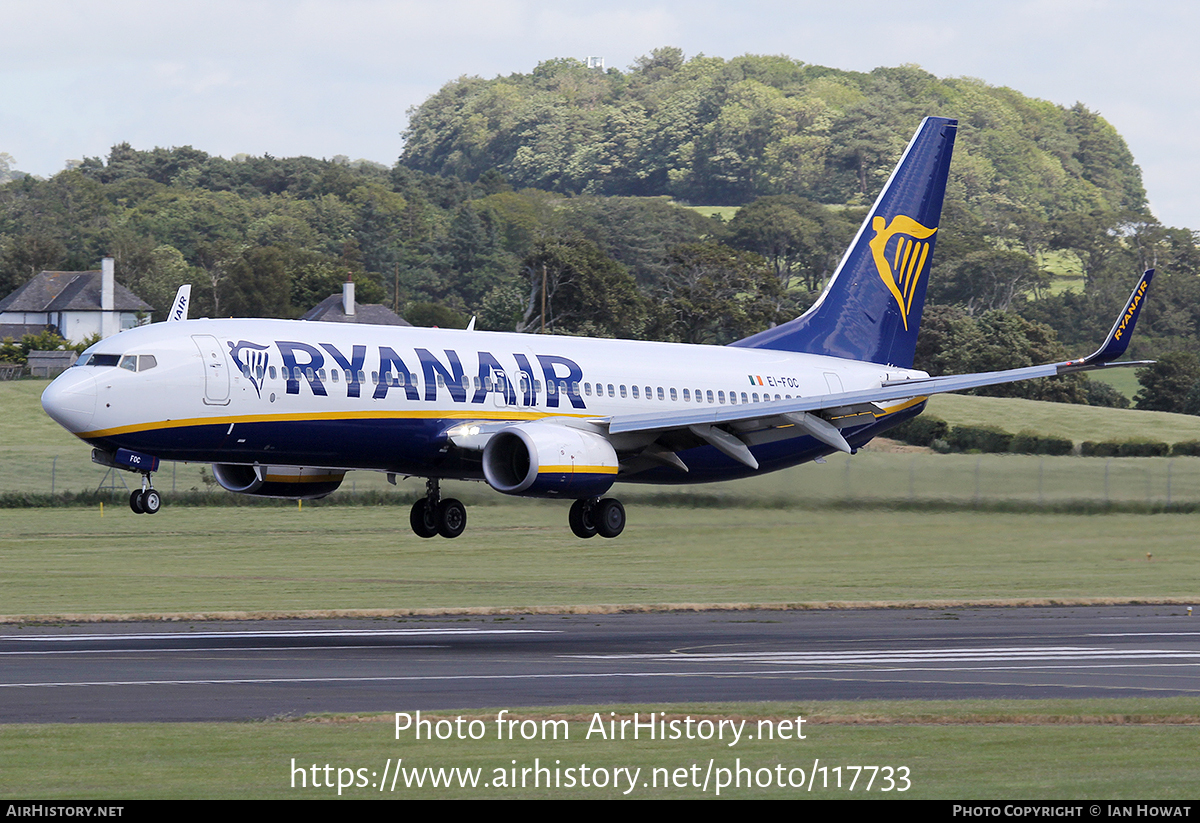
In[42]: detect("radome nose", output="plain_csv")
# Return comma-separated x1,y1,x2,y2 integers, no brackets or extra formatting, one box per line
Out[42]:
42,369,97,433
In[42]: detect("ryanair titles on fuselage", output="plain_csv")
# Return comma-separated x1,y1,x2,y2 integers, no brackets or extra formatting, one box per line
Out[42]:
233,338,588,409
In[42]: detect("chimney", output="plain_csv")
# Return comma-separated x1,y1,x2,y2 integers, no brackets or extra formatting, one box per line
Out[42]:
100,256,116,338
101,257,114,312
343,276,355,317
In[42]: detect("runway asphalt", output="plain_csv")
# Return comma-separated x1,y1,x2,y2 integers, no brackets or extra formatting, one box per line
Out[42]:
2,605,1198,722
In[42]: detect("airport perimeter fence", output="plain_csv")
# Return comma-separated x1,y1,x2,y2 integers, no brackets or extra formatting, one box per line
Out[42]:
6,450,1200,511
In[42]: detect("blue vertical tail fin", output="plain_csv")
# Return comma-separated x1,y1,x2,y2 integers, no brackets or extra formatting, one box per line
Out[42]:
731,116,957,368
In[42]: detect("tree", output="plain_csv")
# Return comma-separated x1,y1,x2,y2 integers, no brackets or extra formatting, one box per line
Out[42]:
916,306,1087,403
1134,352,1200,413
726,195,852,292
0,152,22,185
0,234,67,295
650,242,783,344
930,249,1048,314
219,246,292,318
516,237,645,338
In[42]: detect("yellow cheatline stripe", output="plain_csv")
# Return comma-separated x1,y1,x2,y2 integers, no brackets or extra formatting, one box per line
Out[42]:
80,397,931,442
79,408,592,439
873,396,929,417
538,465,619,475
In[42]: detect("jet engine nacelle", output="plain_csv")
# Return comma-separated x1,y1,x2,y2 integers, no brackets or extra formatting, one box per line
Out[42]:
482,422,618,498
211,464,345,499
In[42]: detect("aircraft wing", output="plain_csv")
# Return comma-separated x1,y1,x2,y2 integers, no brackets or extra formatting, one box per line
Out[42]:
606,270,1155,469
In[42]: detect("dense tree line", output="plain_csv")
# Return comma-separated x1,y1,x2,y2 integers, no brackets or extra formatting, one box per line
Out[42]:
4,50,1200,410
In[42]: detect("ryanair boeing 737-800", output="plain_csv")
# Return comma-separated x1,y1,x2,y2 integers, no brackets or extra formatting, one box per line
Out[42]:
40,117,1154,538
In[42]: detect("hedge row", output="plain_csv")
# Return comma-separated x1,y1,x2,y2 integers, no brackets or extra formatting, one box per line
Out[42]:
886,416,1195,457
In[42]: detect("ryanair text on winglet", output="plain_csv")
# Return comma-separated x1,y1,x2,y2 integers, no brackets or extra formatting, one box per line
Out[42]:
1113,278,1148,342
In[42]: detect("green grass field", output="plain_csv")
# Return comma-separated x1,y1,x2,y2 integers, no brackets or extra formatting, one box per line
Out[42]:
2,504,1198,617
4,701,1199,799
926,392,1196,443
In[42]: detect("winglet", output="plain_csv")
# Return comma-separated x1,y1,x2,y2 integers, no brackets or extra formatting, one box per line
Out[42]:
167,285,191,322
1061,270,1153,370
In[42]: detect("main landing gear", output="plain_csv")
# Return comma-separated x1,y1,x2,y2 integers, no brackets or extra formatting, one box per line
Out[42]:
128,473,162,515
568,497,625,539
409,478,467,539
407,482,627,539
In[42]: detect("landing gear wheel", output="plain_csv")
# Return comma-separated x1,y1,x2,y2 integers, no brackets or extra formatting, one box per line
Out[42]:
409,499,439,538
141,489,161,514
129,490,145,514
595,498,625,538
436,498,467,539
569,499,598,539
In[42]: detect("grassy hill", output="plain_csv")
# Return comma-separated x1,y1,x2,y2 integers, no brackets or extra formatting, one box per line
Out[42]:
926,392,1200,444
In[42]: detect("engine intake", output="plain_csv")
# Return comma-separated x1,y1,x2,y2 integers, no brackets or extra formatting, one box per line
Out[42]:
211,463,345,499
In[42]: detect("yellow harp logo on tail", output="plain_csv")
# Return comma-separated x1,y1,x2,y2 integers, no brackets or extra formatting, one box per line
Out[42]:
868,215,937,330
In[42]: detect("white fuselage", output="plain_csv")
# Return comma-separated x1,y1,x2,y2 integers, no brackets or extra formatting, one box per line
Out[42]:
42,317,927,484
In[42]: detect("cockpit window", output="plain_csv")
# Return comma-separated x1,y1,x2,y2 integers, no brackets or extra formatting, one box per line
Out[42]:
90,353,158,371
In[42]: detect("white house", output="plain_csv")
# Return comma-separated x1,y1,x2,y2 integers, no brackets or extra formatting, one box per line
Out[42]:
0,257,152,343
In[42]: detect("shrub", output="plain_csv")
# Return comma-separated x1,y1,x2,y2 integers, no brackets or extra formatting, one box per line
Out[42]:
1171,440,1200,457
1081,441,1121,457
947,424,1013,453
1009,430,1073,455
885,415,949,447
1117,439,1169,457
1082,439,1169,457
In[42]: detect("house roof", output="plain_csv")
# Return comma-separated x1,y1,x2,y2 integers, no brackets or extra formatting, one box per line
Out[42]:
300,294,411,326
0,270,151,313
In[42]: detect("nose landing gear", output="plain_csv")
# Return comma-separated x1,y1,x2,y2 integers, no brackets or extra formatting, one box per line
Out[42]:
128,474,162,515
